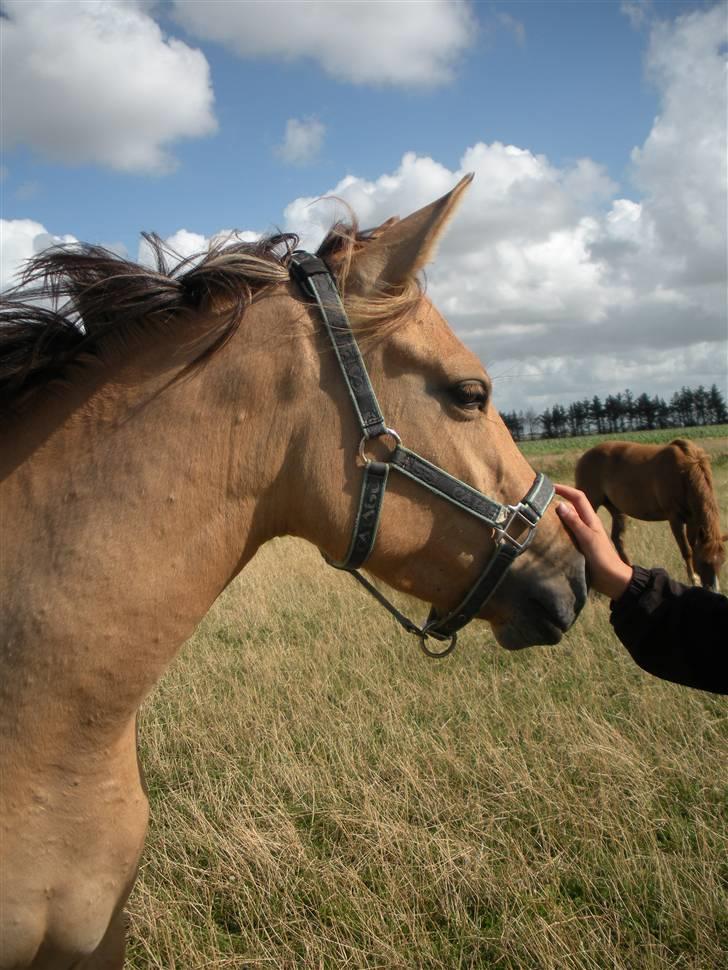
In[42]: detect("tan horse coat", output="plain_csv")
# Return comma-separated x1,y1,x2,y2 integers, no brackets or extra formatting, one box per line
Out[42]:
1,180,586,968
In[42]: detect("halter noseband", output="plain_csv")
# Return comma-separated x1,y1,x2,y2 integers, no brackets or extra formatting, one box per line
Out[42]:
289,251,554,657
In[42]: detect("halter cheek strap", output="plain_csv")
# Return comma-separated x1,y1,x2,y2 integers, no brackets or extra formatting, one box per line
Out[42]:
289,251,554,657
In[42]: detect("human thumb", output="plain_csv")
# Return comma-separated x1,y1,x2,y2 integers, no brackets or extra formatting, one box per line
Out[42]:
556,501,576,522
556,501,589,546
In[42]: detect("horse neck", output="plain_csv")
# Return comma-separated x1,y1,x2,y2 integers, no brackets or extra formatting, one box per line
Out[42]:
1,296,303,756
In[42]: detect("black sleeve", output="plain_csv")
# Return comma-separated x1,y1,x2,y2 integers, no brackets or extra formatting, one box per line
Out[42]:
610,566,728,694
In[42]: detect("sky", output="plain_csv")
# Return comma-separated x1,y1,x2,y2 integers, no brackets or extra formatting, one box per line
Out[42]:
1,0,726,414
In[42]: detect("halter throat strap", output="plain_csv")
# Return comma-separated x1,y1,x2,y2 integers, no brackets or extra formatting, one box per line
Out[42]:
289,251,554,656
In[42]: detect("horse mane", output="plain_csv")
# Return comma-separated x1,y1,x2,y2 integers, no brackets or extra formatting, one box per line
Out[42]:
670,438,724,551
0,232,299,412
0,218,420,414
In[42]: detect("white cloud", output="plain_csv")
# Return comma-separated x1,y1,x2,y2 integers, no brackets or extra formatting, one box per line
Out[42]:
0,219,78,291
1,0,217,173
495,12,526,47
150,229,209,262
282,7,726,412
137,229,261,267
0,221,262,293
492,342,726,416
3,6,723,415
284,146,621,330
276,118,326,166
621,1,653,30
630,5,728,288
285,144,618,255
171,0,475,87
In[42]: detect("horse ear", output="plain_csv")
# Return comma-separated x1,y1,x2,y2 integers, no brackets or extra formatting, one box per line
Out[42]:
367,216,400,239
347,173,473,293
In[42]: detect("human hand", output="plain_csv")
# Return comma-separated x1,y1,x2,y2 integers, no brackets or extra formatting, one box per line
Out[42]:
554,483,633,601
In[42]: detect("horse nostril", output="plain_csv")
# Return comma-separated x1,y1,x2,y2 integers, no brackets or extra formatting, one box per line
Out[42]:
569,563,588,613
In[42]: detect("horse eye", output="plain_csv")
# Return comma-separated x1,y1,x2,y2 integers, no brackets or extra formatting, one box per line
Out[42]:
451,381,488,411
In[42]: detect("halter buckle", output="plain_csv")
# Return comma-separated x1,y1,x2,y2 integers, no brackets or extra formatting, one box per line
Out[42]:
358,428,401,466
494,503,540,552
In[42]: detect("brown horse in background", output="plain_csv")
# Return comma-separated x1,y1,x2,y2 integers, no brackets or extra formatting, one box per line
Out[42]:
575,438,726,590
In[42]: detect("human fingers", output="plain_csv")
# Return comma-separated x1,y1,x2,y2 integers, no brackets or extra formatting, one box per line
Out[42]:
555,501,598,557
554,483,580,499
553,484,602,530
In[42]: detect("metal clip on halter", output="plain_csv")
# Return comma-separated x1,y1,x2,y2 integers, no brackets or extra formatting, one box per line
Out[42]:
494,502,541,552
417,629,458,659
358,428,401,466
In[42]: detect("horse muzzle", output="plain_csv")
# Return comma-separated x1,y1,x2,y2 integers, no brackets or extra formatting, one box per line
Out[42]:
489,557,588,650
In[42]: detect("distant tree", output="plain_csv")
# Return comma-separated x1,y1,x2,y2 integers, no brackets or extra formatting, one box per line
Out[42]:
583,399,592,434
567,402,579,437
500,410,524,440
530,383,725,440
604,393,622,433
623,388,636,430
551,404,568,437
707,384,728,424
617,392,627,431
635,392,658,430
524,407,539,439
590,395,605,434
567,399,589,436
693,385,709,426
517,410,526,439
671,387,695,426
538,409,554,439
655,396,671,428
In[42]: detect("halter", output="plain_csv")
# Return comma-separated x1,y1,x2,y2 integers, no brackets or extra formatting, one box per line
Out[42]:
289,252,554,657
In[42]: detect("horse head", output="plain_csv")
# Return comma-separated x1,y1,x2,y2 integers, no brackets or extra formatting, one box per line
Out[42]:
691,526,727,591
285,176,587,648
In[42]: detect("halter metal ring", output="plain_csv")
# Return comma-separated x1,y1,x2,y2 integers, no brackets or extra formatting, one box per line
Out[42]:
418,630,458,658
358,427,401,466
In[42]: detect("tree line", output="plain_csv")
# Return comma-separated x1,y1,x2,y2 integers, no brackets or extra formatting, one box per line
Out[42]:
500,384,728,441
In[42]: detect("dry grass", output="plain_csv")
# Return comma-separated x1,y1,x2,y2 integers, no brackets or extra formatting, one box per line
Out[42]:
128,435,728,969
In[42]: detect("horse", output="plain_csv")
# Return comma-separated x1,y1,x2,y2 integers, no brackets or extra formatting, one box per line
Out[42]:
575,438,726,590
0,176,586,969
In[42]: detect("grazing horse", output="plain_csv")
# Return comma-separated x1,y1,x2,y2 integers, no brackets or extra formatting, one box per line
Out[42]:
575,439,726,590
0,178,586,969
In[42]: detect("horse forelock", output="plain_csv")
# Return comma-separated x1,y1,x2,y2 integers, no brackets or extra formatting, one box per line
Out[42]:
316,218,423,338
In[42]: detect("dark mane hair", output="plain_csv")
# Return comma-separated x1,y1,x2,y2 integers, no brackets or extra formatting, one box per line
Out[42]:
0,217,421,415
0,231,300,411
671,438,724,554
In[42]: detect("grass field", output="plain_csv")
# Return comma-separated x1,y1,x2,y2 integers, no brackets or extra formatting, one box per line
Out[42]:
128,431,728,969
518,424,728,457
518,425,728,484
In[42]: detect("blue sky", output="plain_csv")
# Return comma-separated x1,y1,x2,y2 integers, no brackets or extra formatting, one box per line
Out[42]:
1,0,692,244
1,0,726,411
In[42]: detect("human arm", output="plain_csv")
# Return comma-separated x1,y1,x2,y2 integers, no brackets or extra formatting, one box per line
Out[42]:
554,484,728,694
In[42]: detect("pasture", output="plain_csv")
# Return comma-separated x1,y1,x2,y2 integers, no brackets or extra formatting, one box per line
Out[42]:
128,431,728,970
